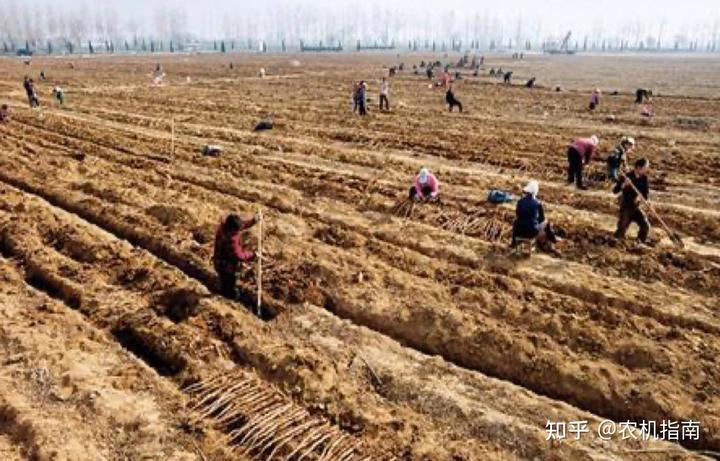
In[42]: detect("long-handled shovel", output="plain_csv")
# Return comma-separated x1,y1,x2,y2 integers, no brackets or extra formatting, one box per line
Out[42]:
256,209,264,317
625,179,684,248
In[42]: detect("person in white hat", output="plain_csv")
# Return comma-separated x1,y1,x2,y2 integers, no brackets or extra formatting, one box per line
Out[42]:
567,135,599,190
511,180,560,250
606,136,636,182
409,167,439,201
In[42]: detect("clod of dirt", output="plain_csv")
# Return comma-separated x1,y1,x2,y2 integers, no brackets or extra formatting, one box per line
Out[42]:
613,340,673,373
75,182,125,203
314,226,367,248
146,205,196,227
268,194,295,213
191,227,213,244
152,288,205,322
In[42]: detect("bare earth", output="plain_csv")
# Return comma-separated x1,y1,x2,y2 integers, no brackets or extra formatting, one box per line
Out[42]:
0,52,718,461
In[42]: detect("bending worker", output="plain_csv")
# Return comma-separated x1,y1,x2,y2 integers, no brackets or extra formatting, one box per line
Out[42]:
567,135,599,190
606,136,635,182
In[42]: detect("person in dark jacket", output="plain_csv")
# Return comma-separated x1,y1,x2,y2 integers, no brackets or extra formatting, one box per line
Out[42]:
503,71,513,84
526,77,536,88
355,81,368,116
613,158,650,243
511,180,559,248
606,136,635,181
23,77,39,107
446,86,463,112
213,214,258,300
635,88,652,104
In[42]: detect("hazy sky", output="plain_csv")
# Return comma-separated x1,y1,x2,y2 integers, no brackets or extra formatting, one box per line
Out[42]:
9,0,720,41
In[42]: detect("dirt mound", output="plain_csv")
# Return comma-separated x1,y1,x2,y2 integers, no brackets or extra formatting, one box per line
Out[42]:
145,204,196,227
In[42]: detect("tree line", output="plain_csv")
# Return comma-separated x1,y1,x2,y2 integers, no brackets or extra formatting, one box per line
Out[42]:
1,1,718,55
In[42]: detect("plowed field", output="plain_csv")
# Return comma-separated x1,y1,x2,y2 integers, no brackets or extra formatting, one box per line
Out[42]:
0,52,718,461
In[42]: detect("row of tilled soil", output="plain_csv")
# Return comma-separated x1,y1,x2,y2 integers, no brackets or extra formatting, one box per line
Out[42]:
0,256,239,461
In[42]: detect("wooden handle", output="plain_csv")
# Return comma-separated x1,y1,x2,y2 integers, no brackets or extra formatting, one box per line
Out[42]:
256,210,263,317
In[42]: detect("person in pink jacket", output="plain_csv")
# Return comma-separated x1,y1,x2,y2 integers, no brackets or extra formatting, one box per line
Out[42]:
409,168,439,201
567,135,599,190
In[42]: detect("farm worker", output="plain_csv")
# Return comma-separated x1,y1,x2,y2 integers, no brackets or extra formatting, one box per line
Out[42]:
613,158,651,243
213,213,258,300
426,65,434,80
259,67,266,78
635,88,652,104
567,135,599,190
526,77,536,88
23,77,39,107
153,63,165,85
440,70,451,87
446,86,463,112
409,168,439,201
589,88,601,110
351,81,359,112
52,86,65,105
355,81,368,116
0,104,10,123
511,181,560,249
503,71,513,84
606,136,635,182
379,77,390,111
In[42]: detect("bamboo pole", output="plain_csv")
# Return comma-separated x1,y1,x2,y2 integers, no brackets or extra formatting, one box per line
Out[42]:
256,210,264,317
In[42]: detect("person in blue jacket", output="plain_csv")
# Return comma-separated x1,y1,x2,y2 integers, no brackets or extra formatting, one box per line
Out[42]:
511,180,560,250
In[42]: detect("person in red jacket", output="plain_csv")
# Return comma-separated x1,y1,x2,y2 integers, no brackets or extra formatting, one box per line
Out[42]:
567,135,599,190
213,214,258,300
